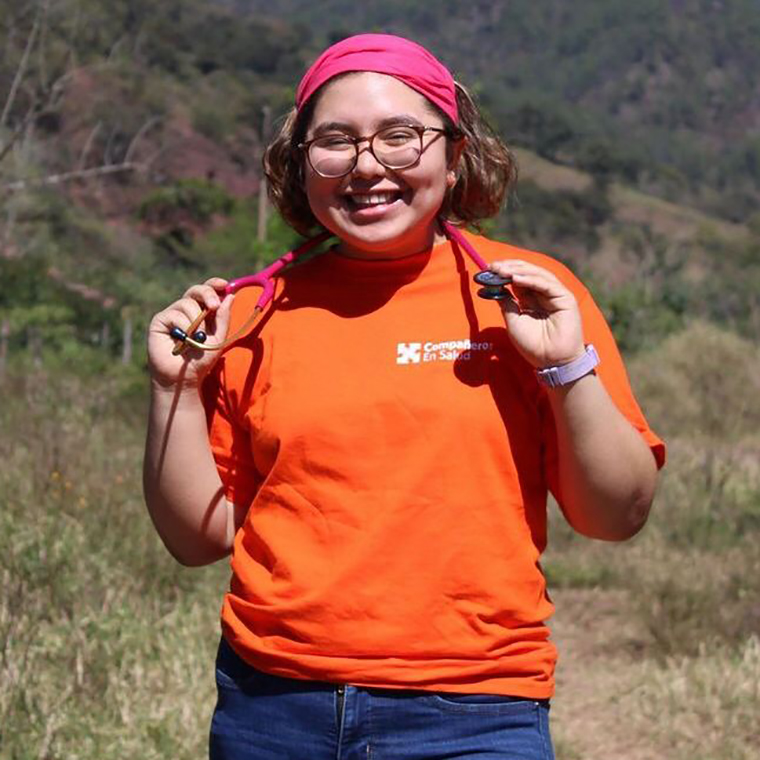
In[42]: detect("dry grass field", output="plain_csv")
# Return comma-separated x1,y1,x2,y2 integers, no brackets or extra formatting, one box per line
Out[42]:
546,323,760,759
1,321,758,759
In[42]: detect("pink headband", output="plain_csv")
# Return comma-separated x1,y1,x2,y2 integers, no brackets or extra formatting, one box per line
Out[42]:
295,33,458,124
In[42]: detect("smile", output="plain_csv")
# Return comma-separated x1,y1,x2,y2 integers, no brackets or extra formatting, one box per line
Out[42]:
344,191,405,211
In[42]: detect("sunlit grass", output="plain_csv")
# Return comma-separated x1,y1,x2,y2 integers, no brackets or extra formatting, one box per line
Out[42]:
0,364,227,758
632,636,760,760
2,321,759,757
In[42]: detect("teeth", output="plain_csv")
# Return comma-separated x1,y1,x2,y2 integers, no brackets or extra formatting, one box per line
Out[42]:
350,192,398,207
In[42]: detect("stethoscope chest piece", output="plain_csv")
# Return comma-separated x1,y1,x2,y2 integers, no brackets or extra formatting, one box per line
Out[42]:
473,271,512,300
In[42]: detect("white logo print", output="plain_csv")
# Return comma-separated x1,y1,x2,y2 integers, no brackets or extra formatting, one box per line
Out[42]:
396,339,493,365
396,342,423,364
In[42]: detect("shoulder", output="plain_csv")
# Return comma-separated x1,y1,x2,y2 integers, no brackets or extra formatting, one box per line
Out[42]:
226,250,321,317
223,248,333,366
463,231,592,301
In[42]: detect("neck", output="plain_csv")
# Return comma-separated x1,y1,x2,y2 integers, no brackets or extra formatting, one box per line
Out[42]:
334,224,448,261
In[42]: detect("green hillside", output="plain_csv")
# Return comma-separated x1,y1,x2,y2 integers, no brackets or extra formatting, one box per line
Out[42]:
1,0,758,363
226,0,760,223
2,4,760,759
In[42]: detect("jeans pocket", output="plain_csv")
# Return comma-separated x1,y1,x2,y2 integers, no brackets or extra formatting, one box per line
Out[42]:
425,692,541,714
214,637,265,692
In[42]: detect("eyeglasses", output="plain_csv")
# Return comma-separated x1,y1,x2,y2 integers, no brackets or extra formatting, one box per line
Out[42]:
298,124,450,178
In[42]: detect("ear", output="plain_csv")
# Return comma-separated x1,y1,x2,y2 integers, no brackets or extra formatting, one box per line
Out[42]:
446,135,467,188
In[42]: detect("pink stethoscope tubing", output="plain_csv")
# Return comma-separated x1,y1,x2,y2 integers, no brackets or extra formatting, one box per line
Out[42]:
223,230,334,301
170,221,489,355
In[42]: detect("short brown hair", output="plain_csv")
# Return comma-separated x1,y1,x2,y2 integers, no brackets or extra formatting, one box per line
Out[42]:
263,78,517,236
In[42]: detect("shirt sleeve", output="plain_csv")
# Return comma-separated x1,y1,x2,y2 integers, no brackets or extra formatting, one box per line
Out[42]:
202,356,261,510
541,283,667,506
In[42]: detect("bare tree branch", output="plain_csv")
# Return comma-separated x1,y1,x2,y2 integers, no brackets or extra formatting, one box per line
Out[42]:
142,144,171,174
107,34,128,62
47,266,117,309
1,190,20,252
0,59,97,173
0,0,48,131
77,120,103,170
36,0,51,91
103,124,118,165
124,115,161,164
0,100,40,169
2,161,143,193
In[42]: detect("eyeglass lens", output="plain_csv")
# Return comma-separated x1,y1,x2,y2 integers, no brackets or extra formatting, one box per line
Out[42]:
309,126,422,178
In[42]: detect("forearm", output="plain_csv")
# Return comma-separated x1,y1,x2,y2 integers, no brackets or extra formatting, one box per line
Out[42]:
548,373,658,541
143,382,233,566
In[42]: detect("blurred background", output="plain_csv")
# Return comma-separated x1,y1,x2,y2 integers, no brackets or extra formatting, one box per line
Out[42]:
1,1,758,758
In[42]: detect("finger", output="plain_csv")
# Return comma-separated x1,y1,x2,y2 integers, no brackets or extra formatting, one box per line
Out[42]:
490,259,564,283
186,307,211,337
178,293,236,359
152,301,206,340
171,297,210,325
214,292,235,332
498,289,521,318
182,284,223,310
195,293,231,343
499,292,551,322
173,292,235,343
491,261,569,293
185,297,230,356
507,273,576,310
509,285,549,314
168,305,212,358
475,262,554,314
490,263,558,297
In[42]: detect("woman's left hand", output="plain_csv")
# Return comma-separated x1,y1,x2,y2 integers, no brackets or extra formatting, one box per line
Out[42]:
489,259,586,369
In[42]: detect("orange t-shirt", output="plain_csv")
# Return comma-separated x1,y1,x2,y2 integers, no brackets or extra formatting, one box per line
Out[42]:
203,231,665,699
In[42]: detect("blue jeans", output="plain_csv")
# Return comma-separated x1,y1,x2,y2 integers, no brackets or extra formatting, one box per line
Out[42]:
210,637,555,760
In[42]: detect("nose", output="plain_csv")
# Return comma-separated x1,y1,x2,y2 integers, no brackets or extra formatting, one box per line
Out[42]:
353,138,385,177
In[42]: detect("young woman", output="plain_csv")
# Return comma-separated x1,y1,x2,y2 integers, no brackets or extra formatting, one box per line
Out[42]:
144,33,665,760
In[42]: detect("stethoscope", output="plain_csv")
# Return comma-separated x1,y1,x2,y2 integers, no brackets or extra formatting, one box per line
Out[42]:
169,220,511,356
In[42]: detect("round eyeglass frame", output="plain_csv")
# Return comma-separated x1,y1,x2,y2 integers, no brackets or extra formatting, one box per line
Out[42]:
298,124,452,178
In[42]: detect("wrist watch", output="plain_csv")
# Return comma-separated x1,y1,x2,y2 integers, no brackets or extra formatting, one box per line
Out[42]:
536,344,600,388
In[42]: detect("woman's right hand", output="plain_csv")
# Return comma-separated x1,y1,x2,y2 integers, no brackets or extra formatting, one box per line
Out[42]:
147,277,234,390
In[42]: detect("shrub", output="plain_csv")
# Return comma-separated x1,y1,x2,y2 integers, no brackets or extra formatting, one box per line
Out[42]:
628,321,760,441
138,179,236,227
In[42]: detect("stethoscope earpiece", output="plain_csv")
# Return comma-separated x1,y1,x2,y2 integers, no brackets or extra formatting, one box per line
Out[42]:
473,270,512,300
169,326,207,349
170,326,188,343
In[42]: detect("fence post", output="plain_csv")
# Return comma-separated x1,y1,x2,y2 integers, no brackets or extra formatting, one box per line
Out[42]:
257,105,272,243
121,310,133,365
28,326,42,367
0,319,9,378
100,320,110,349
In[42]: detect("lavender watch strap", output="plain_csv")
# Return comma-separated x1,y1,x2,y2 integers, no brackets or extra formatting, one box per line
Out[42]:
536,345,600,388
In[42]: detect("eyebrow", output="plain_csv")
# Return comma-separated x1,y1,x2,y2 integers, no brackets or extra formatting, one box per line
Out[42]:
311,114,426,138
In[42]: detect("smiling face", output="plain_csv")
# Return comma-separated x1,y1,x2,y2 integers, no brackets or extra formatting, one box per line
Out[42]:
302,72,460,260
